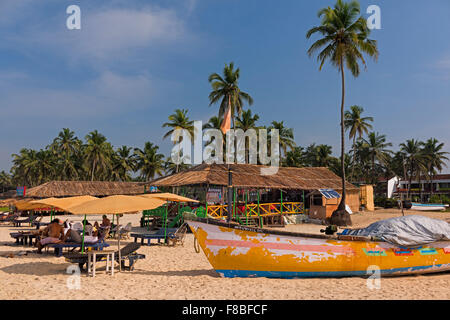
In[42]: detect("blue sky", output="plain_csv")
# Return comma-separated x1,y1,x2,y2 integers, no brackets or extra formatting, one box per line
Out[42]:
1,0,450,173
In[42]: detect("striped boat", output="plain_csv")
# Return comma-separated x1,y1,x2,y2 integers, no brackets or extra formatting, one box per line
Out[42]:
187,218,450,278
410,203,448,211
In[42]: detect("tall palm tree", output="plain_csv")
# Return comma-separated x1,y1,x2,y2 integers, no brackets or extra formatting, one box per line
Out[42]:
208,62,253,127
162,109,195,173
306,0,378,213
84,130,112,181
363,132,392,185
134,142,165,181
399,139,425,198
344,105,373,181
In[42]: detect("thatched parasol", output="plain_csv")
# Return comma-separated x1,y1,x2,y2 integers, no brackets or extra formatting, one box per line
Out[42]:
139,193,199,240
31,196,98,211
68,195,166,271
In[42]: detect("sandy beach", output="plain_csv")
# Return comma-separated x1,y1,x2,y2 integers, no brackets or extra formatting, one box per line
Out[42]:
1,209,450,300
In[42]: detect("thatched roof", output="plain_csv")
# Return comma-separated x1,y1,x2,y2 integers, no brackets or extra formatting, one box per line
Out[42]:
150,164,358,191
25,181,148,198
0,190,19,199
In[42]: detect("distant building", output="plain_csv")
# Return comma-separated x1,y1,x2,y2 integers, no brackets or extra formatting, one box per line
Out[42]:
388,174,450,200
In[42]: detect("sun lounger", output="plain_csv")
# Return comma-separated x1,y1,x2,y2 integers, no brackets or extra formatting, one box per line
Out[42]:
64,242,145,271
131,227,178,245
0,214,19,224
10,232,38,246
12,216,37,227
167,223,188,247
111,223,133,239
47,241,110,257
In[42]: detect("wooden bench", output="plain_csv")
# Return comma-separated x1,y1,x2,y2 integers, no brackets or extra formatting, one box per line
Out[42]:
131,228,177,246
10,232,37,246
47,242,110,257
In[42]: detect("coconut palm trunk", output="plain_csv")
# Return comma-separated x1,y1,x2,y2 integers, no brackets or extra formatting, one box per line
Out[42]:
338,59,346,211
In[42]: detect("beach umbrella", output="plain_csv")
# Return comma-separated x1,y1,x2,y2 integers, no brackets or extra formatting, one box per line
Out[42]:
68,195,166,271
140,193,199,203
31,196,98,211
31,196,100,238
15,199,55,211
139,193,199,241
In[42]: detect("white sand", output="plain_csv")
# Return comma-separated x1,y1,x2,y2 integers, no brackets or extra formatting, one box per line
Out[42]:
1,209,450,300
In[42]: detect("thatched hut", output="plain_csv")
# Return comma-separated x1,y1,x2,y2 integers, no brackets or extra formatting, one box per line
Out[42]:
25,181,148,198
150,163,360,220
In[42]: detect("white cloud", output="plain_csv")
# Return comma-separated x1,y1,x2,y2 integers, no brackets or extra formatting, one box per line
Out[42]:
24,6,190,64
0,71,154,118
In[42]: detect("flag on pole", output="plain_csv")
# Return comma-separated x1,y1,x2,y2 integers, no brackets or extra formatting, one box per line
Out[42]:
220,104,231,134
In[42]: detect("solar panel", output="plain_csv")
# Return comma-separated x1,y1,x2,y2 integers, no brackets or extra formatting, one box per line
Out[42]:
319,189,341,199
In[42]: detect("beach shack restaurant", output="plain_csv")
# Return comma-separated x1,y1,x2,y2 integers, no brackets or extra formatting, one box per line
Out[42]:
148,164,360,227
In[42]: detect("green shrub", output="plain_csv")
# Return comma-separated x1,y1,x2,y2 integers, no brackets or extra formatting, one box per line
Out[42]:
441,195,450,205
374,196,398,208
429,195,442,204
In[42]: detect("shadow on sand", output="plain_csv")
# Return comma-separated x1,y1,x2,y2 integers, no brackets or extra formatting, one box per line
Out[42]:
131,268,220,278
0,261,68,276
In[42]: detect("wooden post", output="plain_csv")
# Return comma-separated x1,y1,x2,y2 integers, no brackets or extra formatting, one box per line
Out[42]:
257,189,262,228
81,214,86,253
245,189,248,225
280,190,283,214
233,188,236,219
117,214,121,272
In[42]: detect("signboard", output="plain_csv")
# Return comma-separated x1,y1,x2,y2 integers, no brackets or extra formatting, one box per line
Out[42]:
206,188,222,204
16,186,26,197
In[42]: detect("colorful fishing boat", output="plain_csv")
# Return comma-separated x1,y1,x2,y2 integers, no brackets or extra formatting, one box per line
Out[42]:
187,218,450,278
410,203,448,211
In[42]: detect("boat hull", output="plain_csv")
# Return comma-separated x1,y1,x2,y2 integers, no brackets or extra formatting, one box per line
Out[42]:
411,203,448,211
187,219,450,278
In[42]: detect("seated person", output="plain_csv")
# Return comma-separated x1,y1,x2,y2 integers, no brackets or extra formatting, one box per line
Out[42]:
63,224,83,244
37,218,65,253
94,215,111,239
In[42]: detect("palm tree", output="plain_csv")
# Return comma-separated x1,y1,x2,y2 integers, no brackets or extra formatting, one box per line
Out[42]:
268,121,296,160
399,139,425,198
285,146,305,168
306,0,378,213
134,142,165,181
11,148,39,186
363,132,392,185
111,146,135,181
208,62,253,127
344,105,373,181
0,171,13,193
162,109,195,173
84,130,112,181
421,138,448,196
303,143,334,167
51,128,82,180
52,128,81,158
235,110,260,163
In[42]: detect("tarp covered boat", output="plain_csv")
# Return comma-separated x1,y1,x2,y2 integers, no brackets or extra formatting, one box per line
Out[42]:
187,217,450,278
